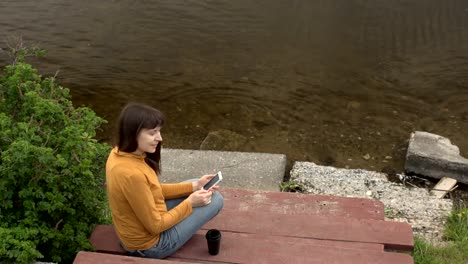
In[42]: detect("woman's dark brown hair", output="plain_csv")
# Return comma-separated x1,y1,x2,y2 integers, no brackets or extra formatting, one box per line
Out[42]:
115,102,165,174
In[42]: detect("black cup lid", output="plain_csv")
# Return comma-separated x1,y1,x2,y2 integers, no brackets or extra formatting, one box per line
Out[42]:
206,229,221,239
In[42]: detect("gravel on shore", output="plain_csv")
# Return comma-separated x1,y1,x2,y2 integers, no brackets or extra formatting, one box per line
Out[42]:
290,161,453,244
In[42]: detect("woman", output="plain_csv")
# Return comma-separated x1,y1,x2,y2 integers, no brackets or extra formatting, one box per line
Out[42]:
106,102,224,258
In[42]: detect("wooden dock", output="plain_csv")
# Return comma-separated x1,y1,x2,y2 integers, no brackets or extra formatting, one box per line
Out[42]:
75,188,414,263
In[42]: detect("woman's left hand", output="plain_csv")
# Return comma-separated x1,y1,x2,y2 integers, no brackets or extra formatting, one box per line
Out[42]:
193,174,219,192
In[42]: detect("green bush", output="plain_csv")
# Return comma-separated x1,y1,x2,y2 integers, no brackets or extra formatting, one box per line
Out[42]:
0,58,111,263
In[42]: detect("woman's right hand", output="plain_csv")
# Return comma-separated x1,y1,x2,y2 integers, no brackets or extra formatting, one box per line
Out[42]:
187,190,212,207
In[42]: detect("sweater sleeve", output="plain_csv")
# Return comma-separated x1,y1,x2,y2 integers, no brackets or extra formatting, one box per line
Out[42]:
161,182,193,199
121,173,192,235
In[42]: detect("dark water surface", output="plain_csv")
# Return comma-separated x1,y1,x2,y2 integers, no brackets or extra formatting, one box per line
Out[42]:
1,0,467,172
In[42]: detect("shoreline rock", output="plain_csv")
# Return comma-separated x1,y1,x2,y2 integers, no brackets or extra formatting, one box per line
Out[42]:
405,131,468,184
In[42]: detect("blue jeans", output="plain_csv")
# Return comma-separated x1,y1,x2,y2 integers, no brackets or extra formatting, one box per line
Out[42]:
127,179,224,259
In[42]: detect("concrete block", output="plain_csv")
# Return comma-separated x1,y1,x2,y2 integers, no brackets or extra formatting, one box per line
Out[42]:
404,131,468,184
159,148,287,191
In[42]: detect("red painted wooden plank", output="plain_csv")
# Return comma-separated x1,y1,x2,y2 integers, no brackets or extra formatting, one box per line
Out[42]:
167,258,226,264
194,230,383,251
221,188,384,220
91,189,386,255
203,211,414,251
90,225,126,255
73,251,193,264
172,232,413,264
90,225,383,257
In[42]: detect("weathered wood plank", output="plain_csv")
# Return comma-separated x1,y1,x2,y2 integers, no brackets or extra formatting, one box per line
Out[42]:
89,225,126,255
221,188,384,220
190,230,383,251
89,187,413,263
90,225,384,256
172,232,413,264
203,211,414,251
73,251,193,264
430,177,457,198
91,188,388,255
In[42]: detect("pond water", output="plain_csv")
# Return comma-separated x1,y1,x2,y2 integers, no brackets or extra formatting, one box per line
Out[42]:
1,0,467,172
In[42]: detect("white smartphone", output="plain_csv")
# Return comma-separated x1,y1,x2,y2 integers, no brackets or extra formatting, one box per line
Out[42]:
203,171,223,190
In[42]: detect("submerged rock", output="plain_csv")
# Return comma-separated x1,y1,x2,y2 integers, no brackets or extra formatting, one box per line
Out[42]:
200,129,247,151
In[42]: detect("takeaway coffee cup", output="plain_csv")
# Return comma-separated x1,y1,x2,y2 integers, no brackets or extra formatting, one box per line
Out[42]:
205,229,221,255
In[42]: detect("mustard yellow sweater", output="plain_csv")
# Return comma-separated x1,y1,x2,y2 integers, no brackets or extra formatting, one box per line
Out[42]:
106,147,193,250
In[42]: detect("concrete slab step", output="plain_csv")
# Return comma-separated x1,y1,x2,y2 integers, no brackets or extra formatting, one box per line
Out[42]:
405,131,468,184
160,148,287,191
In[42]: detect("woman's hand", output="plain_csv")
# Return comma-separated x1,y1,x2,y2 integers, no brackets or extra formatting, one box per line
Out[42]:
192,174,216,191
187,190,213,207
